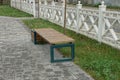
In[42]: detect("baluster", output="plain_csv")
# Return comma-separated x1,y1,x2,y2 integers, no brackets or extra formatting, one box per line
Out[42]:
76,1,82,33
51,1,55,22
98,1,106,43
33,0,36,18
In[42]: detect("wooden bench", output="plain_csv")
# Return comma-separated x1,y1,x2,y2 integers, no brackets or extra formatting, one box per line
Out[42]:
31,28,75,63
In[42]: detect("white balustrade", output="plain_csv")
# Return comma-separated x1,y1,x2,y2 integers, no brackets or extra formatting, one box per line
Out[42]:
11,0,120,50
102,11,120,48
10,0,35,16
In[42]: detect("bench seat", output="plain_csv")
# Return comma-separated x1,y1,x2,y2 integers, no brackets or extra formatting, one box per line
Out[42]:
34,28,74,44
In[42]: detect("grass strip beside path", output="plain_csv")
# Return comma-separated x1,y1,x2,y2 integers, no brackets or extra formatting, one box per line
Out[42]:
0,5,32,17
23,19,120,80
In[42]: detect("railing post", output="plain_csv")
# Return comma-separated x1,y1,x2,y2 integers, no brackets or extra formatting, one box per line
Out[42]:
44,0,47,19
52,0,55,6
18,0,20,9
62,1,65,27
44,0,47,5
10,0,12,7
76,1,82,33
20,0,22,10
98,1,106,43
16,0,17,9
33,0,36,18
38,0,41,18
15,0,16,8
51,1,55,22
21,0,24,11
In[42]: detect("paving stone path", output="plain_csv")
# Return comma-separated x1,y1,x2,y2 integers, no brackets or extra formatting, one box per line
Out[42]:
0,16,94,80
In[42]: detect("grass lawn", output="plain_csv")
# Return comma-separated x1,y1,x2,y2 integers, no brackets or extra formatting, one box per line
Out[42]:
23,18,120,80
0,5,32,17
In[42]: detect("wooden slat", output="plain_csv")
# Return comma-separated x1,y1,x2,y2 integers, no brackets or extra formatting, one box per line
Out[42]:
34,28,74,44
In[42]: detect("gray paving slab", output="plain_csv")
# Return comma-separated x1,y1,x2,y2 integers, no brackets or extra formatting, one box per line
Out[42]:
0,16,94,80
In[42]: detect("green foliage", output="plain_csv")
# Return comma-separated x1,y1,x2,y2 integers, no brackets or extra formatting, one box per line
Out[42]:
107,6,120,11
0,5,32,17
85,3,101,7
23,18,120,80
82,55,120,80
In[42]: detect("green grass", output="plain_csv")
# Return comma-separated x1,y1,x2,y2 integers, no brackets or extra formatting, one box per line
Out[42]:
23,18,120,80
0,5,32,17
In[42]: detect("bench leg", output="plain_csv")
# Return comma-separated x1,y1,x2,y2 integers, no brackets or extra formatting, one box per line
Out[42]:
31,30,46,44
50,43,75,63
31,30,37,44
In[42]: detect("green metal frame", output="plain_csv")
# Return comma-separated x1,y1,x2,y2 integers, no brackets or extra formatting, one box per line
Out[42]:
31,30,37,44
50,43,75,63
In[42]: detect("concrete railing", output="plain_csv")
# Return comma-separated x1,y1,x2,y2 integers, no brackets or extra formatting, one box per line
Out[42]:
11,0,120,50
10,0,36,17
39,1,120,49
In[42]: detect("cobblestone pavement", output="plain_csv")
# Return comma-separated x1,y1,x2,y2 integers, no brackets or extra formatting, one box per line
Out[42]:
0,16,94,80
